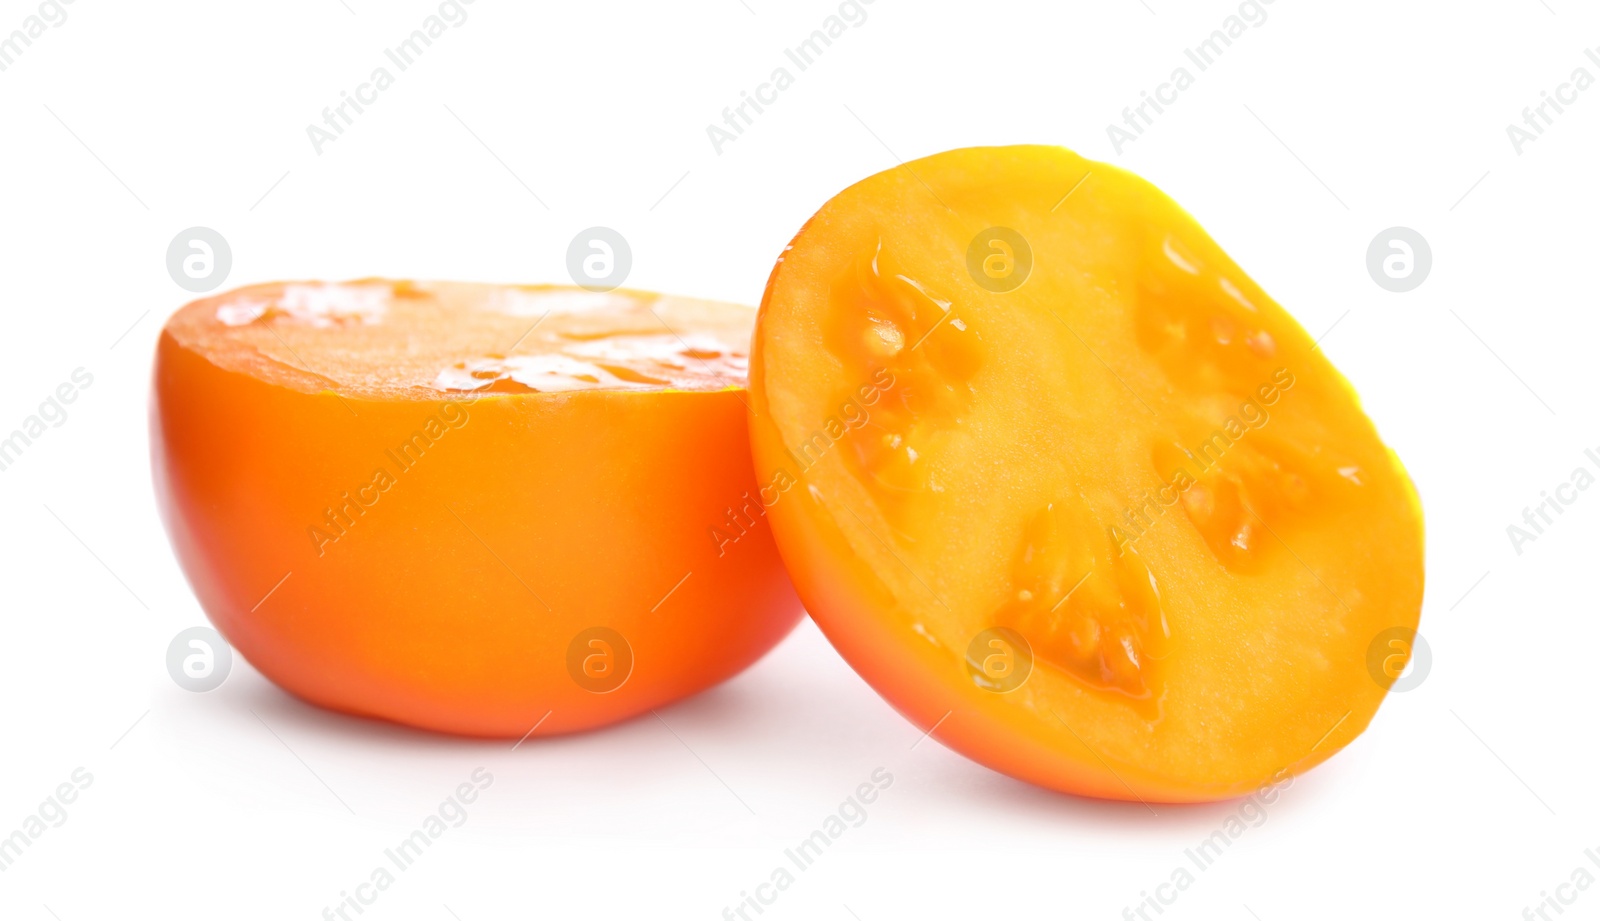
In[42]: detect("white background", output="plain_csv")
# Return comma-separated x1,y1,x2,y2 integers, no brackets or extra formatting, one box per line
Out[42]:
2,1,1597,919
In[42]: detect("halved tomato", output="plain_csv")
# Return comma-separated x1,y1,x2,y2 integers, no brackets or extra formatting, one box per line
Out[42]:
154,280,803,736
748,146,1424,802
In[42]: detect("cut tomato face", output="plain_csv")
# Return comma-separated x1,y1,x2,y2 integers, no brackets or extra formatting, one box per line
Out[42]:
748,146,1424,802
154,280,802,737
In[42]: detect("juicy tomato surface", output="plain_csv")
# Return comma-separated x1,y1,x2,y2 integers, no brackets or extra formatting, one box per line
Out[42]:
748,146,1425,802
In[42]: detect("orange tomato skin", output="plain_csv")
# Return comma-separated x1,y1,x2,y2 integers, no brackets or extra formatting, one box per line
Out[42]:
153,330,802,737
